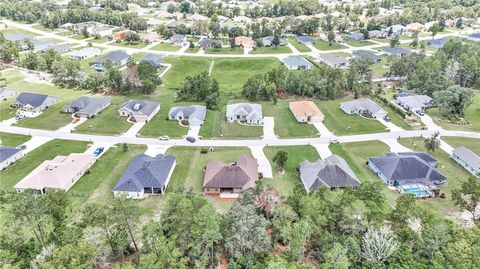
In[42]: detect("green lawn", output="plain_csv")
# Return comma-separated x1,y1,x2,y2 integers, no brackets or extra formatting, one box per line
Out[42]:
31,24,54,32
346,40,377,47
162,56,212,89
398,137,474,217
211,58,282,93
316,100,387,135
186,47,200,53
371,56,390,78
0,133,31,147
14,102,73,130
313,40,348,50
89,36,111,43
263,101,319,138
250,46,292,54
374,99,417,130
286,38,310,52
114,41,148,49
264,146,319,196
151,43,180,52
0,139,89,190
427,92,480,131
139,100,192,138
0,96,17,121
205,47,244,54
441,137,480,155
74,103,132,135
0,27,39,37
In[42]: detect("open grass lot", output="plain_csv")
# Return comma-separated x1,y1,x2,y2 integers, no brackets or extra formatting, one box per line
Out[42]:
151,43,180,52
0,139,89,190
89,36,111,43
346,40,377,47
205,47,244,54
211,58,282,93
0,27,39,37
441,137,480,155
74,103,132,135
0,133,31,147
316,100,387,135
0,96,17,121
398,137,473,217
114,41,148,49
427,92,480,131
250,46,292,54
162,56,212,89
263,101,319,138
69,144,147,209
371,56,389,78
139,100,192,138
264,146,319,196
314,40,347,50
286,38,310,52
186,47,200,53
164,146,252,212
14,102,73,130
31,24,54,32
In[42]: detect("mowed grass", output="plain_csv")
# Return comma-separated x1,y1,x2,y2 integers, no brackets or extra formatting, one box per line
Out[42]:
428,92,480,131
69,144,147,209
314,40,348,50
286,38,310,52
0,96,17,121
0,133,31,147
251,46,292,54
114,41,148,49
139,100,191,138
151,43,180,52
374,99,418,130
263,101,319,138
74,103,132,135
15,102,73,130
398,137,474,217
162,56,212,89
316,100,387,135
264,145,319,196
346,40,376,47
211,58,283,93
205,47,244,54
0,139,89,190
441,137,480,155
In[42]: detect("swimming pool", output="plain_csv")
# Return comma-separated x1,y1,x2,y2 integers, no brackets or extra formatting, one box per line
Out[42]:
403,188,430,197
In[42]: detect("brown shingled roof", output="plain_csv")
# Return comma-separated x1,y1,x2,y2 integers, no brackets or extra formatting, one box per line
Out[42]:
203,155,258,190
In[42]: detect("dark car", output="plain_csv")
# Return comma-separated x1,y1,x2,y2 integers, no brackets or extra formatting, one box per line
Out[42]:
186,136,196,143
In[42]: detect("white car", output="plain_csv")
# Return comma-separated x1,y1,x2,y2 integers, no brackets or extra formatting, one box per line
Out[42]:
329,138,339,144
158,136,170,141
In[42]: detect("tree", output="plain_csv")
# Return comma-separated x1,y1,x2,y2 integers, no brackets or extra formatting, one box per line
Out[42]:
112,196,141,253
81,26,89,38
361,226,398,267
51,58,82,87
429,23,441,39
271,204,297,244
252,186,282,217
122,143,128,152
124,31,140,43
272,150,288,172
452,176,480,223
390,35,400,48
321,243,350,269
327,31,335,46
424,131,441,153
410,32,419,48
176,72,220,109
286,219,313,262
38,242,94,269
432,85,474,116
224,202,270,259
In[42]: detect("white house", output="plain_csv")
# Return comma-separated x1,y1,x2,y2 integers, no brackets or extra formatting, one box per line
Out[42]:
168,105,206,126
0,146,24,170
66,47,102,60
226,103,263,124
452,147,480,178
12,92,58,113
118,100,160,123
395,95,432,112
340,99,387,119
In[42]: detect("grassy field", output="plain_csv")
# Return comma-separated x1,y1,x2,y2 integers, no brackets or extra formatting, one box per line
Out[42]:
427,92,480,131
186,47,200,53
89,36,111,43
371,56,389,78
263,101,319,138
114,41,148,49
139,100,193,138
398,137,473,217
162,56,212,90
286,38,310,52
264,146,319,196
211,58,282,93
250,46,292,54
0,96,17,121
314,40,347,50
346,40,377,47
0,27,39,37
316,100,387,135
0,133,31,147
205,47,244,54
14,102,73,130
441,137,480,155
0,139,90,190
151,43,180,52
74,103,132,135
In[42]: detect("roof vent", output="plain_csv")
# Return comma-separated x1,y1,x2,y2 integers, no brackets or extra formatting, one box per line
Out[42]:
133,103,141,111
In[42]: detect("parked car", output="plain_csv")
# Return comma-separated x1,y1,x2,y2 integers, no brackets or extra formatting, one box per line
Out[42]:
17,144,27,150
383,116,391,122
158,136,170,141
93,147,105,156
329,138,339,144
416,110,425,116
186,136,196,143
15,114,25,120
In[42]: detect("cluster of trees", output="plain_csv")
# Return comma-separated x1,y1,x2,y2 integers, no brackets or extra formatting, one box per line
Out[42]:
388,40,478,116
176,71,220,109
2,177,480,268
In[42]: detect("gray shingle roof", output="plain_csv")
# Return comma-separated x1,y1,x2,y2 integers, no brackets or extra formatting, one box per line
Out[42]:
0,146,22,163
5,33,30,42
15,92,49,107
453,146,480,172
381,47,412,56
64,96,110,116
226,103,263,122
140,53,164,68
120,100,160,117
296,35,315,44
281,56,312,68
396,95,432,109
300,155,360,192
168,105,206,122
317,54,349,66
92,51,129,65
352,50,381,62
341,98,386,116
113,154,176,192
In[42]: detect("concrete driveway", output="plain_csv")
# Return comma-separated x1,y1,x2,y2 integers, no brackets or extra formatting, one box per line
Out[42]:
311,143,333,159
187,125,201,138
263,117,277,140
84,142,114,158
381,138,412,152
377,118,403,132
313,122,334,137
122,122,146,138
57,118,87,133
249,146,273,178
418,114,442,130
439,139,454,155
145,144,172,157
21,136,53,154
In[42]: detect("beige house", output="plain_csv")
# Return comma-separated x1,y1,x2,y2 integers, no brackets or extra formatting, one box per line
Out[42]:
406,22,424,32
14,153,96,193
289,101,324,123
235,36,254,48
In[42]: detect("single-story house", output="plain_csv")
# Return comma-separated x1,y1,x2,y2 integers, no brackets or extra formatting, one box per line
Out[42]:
369,30,387,38
113,153,176,199
0,146,24,170
39,44,70,53
348,32,365,41
281,56,313,70
381,47,413,57
63,96,111,118
340,98,387,119
316,54,350,68
233,15,252,24
406,22,425,32
118,100,160,123
261,36,274,47
165,21,184,29
289,101,324,123
466,33,480,42
198,38,218,49
91,51,130,71
296,35,315,45
226,103,263,124
189,13,209,21
14,153,96,193
170,34,187,46
66,47,102,60
368,152,446,187
140,53,164,68
0,88,17,101
427,38,449,48
386,24,408,36
91,25,115,37
451,147,480,178
203,155,259,195
395,95,432,112
352,50,382,62
299,155,360,192
168,105,206,126
12,92,58,113
235,36,254,48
